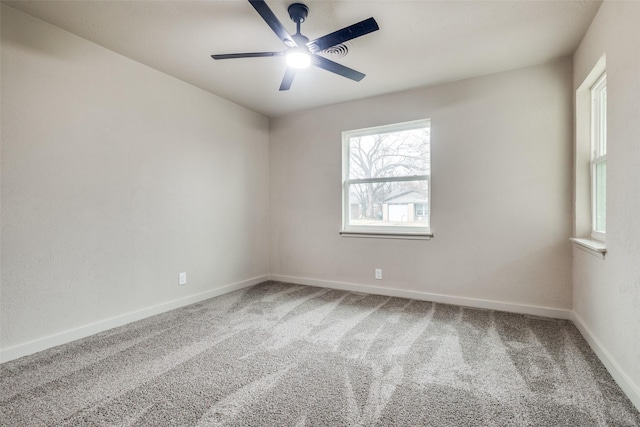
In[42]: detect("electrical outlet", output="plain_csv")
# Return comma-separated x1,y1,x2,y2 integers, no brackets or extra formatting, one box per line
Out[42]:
375,268,382,280
179,272,187,285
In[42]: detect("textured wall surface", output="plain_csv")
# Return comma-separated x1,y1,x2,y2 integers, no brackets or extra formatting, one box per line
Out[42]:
572,0,640,404
1,5,270,351
270,59,574,311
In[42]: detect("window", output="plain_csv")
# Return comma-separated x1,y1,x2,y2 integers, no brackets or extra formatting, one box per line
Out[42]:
591,72,606,240
341,119,431,238
572,57,606,255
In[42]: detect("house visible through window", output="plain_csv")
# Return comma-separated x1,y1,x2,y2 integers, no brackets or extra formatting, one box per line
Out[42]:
341,119,431,237
591,72,606,240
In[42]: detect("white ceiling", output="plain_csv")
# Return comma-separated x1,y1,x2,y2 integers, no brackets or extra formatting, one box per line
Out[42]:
4,0,601,117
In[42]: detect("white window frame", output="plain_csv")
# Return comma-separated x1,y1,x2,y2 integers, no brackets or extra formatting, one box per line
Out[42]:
340,119,432,239
590,72,606,241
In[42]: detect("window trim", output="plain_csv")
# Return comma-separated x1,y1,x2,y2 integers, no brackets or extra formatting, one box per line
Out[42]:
341,119,432,238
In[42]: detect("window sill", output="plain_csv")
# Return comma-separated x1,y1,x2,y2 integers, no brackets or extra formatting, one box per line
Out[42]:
570,238,606,259
340,231,433,240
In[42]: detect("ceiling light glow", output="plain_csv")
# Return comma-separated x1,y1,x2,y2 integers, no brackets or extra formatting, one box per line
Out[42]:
286,50,311,69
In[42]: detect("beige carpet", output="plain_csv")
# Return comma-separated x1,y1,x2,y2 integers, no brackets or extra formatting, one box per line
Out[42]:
1,281,639,426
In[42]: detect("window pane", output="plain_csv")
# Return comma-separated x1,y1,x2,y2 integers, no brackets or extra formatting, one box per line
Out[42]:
349,127,430,179
592,73,607,157
599,84,607,155
590,72,606,238
594,160,606,232
348,180,429,228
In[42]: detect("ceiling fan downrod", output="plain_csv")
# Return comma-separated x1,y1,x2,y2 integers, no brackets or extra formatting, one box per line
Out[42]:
288,3,309,44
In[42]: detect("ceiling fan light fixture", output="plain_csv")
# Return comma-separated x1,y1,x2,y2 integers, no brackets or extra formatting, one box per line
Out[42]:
211,0,379,90
286,49,311,69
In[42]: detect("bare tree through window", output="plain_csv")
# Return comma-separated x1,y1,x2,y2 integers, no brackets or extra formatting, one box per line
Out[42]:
343,120,431,233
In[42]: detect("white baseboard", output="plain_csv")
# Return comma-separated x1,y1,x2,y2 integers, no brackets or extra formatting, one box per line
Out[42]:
572,311,640,412
0,275,268,364
269,274,572,320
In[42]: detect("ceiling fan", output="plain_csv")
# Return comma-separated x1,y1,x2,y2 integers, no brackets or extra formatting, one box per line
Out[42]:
211,0,379,91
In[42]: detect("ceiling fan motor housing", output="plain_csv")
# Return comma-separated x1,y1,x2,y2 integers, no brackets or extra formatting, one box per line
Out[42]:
288,3,309,24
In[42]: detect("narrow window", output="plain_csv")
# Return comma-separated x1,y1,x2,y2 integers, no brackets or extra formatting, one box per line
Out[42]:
591,72,606,241
341,119,431,237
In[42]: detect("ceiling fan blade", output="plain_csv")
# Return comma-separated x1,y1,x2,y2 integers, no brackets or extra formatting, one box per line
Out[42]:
248,0,296,47
279,68,296,91
307,17,379,53
211,52,283,60
312,55,366,82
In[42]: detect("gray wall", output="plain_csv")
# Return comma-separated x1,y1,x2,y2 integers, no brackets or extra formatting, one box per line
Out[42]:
572,0,640,407
3,0,637,411
270,59,574,311
1,5,270,352
3,2,637,409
